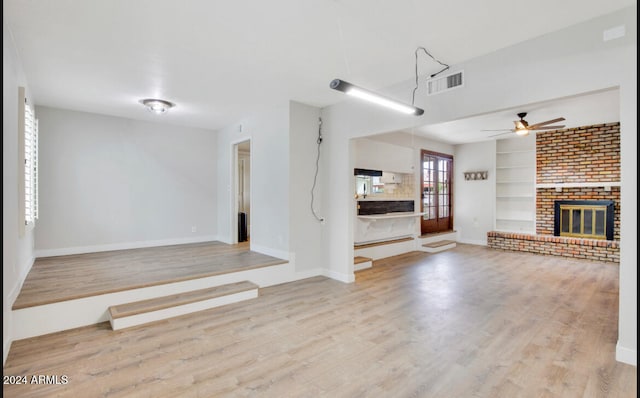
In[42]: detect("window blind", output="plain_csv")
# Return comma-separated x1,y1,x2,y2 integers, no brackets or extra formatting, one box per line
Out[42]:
23,91,39,225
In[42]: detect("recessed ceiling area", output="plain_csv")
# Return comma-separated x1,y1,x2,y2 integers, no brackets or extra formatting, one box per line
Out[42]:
3,0,634,132
372,88,620,145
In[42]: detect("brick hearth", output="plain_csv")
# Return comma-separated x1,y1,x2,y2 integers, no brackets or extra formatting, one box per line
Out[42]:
487,231,619,263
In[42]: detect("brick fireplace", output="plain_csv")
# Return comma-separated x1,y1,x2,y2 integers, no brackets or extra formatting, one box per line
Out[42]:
488,122,621,263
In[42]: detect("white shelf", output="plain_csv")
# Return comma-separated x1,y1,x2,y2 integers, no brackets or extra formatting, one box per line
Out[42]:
358,212,425,220
495,136,536,233
535,182,621,189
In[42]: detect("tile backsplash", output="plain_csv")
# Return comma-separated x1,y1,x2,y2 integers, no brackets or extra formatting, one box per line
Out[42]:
362,172,415,199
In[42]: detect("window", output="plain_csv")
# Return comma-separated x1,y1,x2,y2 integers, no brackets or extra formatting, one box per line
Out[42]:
19,86,39,230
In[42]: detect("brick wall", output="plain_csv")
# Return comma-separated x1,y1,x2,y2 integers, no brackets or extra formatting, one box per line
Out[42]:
536,123,620,183
536,187,620,239
487,231,619,263
488,122,621,262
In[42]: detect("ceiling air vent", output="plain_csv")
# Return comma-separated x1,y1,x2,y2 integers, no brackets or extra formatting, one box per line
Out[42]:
426,70,464,95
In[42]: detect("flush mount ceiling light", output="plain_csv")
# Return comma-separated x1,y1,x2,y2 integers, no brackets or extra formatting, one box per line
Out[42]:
329,47,450,116
139,98,175,114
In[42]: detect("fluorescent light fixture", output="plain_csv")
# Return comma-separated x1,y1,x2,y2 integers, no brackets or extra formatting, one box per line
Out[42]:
139,98,175,114
330,79,424,116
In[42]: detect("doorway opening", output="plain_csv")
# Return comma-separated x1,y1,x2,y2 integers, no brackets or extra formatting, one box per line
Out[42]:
233,140,251,244
421,150,453,235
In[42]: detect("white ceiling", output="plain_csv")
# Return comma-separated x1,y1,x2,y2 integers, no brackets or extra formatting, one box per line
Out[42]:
4,0,634,139
390,88,621,145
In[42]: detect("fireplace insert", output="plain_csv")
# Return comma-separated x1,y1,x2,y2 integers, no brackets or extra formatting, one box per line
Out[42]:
554,200,614,240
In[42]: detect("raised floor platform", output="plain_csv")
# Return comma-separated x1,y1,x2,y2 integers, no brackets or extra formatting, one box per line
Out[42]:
11,241,290,339
14,241,285,309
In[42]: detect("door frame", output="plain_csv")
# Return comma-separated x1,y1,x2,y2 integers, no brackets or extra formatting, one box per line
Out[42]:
231,138,251,244
420,149,454,235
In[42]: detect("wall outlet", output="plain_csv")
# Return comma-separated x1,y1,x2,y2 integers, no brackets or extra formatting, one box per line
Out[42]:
191,226,197,233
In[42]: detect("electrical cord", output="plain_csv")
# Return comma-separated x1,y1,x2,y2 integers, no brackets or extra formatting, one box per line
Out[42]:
310,117,325,223
411,46,450,106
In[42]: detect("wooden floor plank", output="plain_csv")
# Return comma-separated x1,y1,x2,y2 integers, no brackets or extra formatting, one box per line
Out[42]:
13,241,285,309
4,244,636,397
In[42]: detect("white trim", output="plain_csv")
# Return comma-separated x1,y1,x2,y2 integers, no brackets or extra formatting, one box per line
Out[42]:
8,255,35,305
616,342,637,366
292,268,324,281
3,338,11,367
536,182,621,189
354,261,373,271
230,137,251,245
34,235,219,258
456,238,487,246
12,262,291,340
355,239,416,261
323,269,355,283
109,290,258,330
250,244,289,260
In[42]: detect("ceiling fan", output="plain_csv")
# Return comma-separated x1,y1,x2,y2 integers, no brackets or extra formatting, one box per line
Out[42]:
484,112,566,137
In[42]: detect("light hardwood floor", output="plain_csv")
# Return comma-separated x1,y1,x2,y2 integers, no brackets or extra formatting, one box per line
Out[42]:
13,241,285,309
4,244,636,397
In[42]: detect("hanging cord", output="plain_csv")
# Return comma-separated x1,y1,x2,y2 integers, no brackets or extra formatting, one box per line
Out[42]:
411,46,450,106
310,117,325,223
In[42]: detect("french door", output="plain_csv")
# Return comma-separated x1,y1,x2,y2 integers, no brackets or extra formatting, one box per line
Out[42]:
421,150,453,235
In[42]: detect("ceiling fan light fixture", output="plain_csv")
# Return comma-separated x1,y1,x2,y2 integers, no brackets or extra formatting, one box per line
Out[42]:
139,98,175,114
515,128,529,136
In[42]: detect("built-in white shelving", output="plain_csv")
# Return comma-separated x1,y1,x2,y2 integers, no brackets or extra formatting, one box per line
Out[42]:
495,136,536,233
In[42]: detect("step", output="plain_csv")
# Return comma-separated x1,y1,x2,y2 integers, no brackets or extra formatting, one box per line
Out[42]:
421,239,457,253
108,281,259,330
354,237,414,249
354,256,373,271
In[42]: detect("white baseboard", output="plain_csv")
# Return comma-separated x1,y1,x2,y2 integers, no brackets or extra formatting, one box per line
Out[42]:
34,235,219,258
9,255,35,306
250,244,289,260
456,238,487,246
292,268,324,281
616,341,637,366
3,337,11,366
323,269,355,283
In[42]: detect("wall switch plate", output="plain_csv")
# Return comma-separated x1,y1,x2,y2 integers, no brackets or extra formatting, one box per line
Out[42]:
191,226,197,233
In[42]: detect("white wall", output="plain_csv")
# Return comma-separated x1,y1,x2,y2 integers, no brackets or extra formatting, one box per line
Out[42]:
354,138,414,174
366,132,454,156
617,33,637,366
3,18,35,364
289,101,325,275
454,141,496,245
217,102,290,259
34,107,218,255
321,7,636,363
